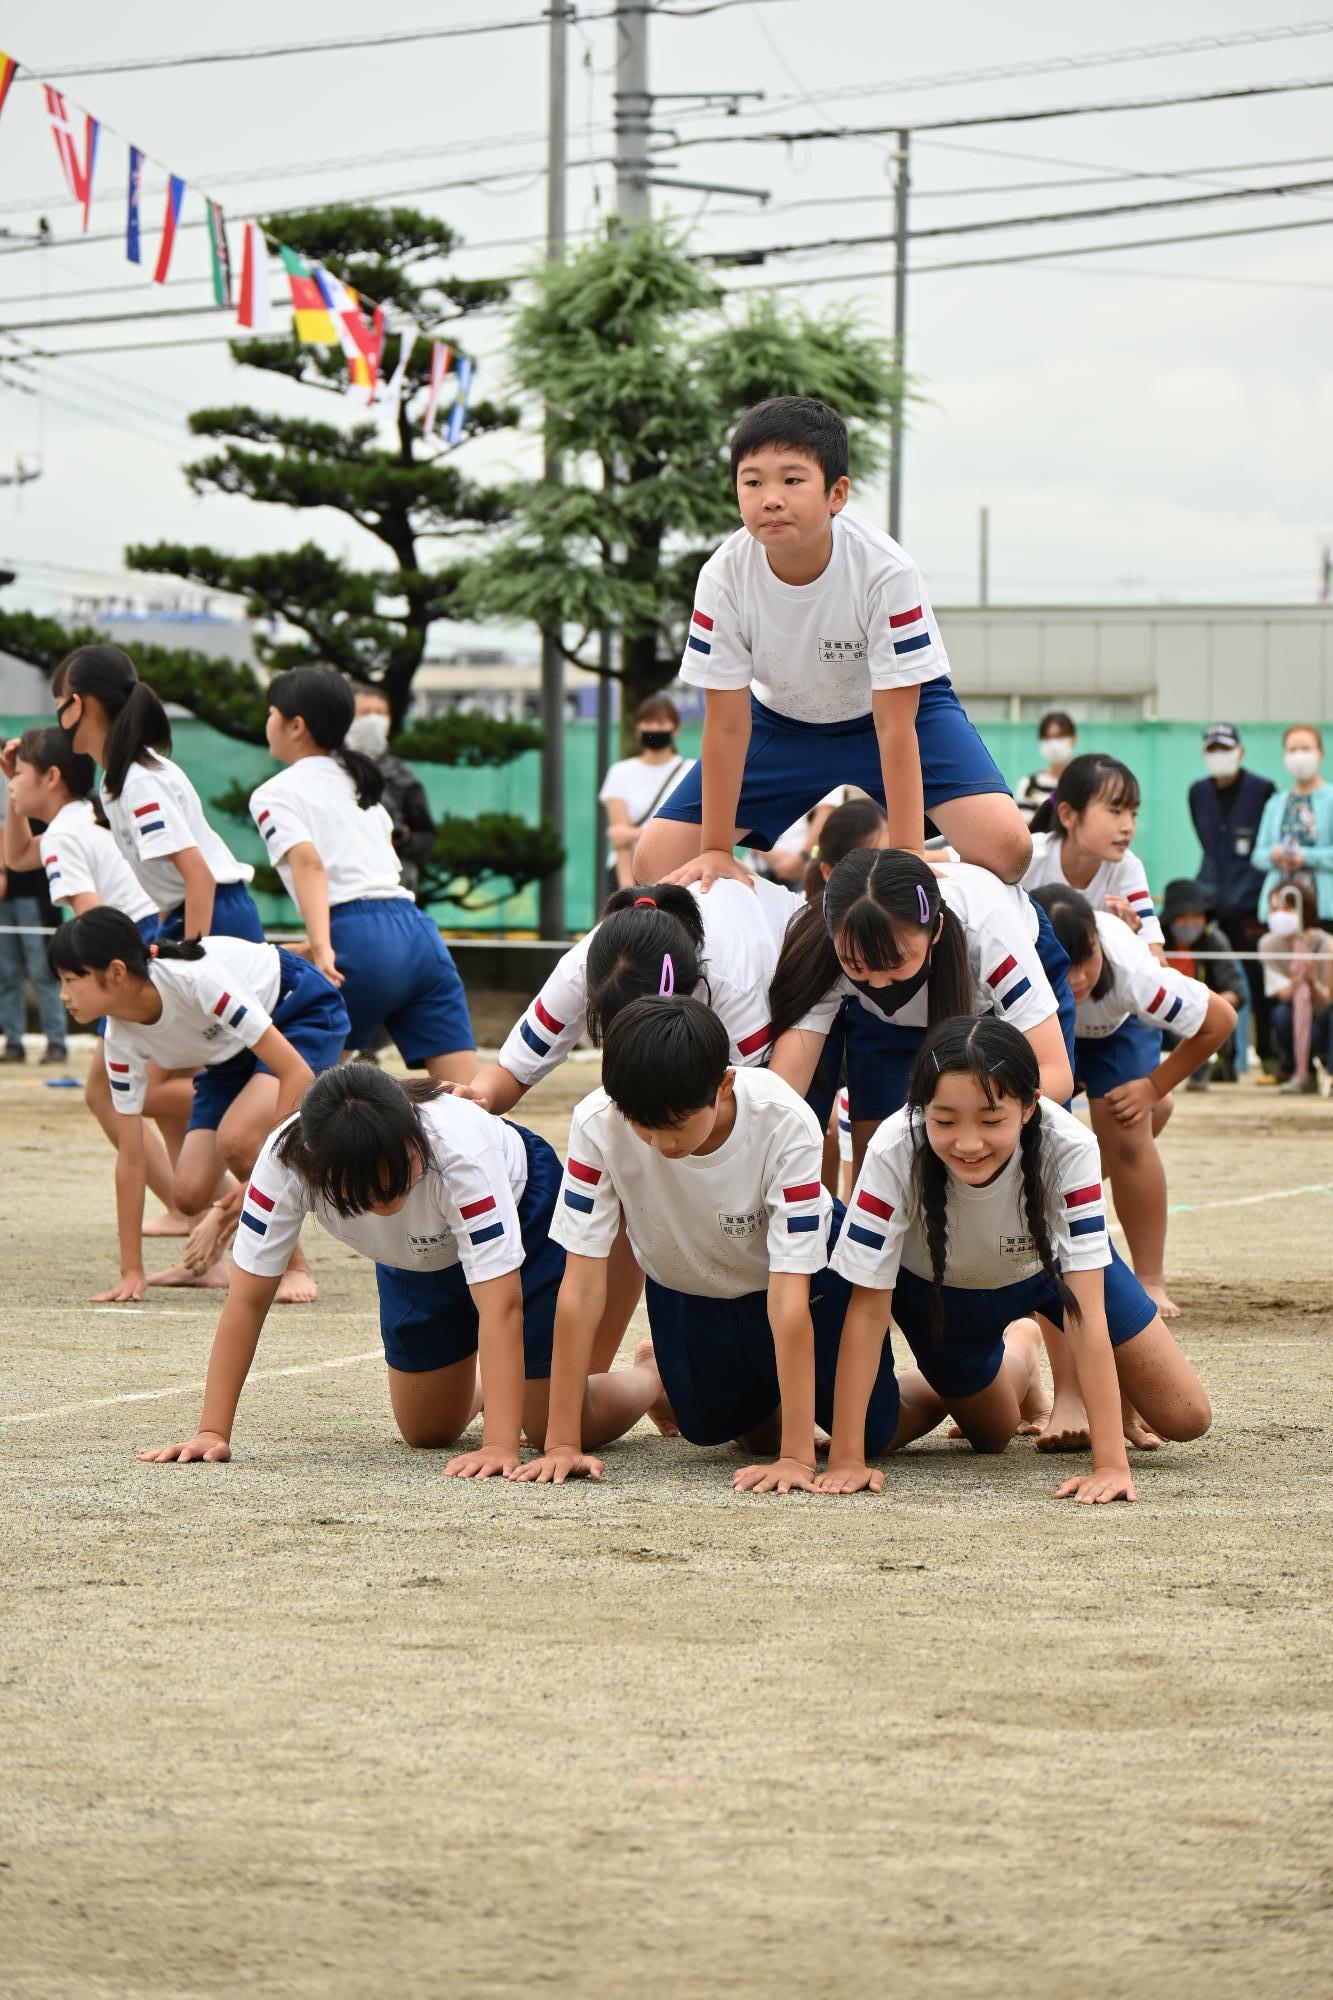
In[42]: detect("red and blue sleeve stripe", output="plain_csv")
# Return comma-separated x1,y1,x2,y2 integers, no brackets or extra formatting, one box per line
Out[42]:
847,1186,893,1250
240,1183,275,1235
133,800,166,836
256,808,278,844
1064,1182,1106,1236
212,990,249,1030
782,1179,822,1234
563,1156,600,1214
519,993,565,1058
459,1193,504,1246
889,603,931,656
107,1058,132,1094
985,953,1033,1013
687,608,713,656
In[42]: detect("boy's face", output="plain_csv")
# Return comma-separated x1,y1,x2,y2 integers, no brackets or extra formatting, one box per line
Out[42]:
625,1073,736,1160
735,445,848,558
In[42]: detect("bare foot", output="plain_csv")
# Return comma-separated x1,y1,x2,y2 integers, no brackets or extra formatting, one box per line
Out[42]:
1122,1397,1165,1451
634,1338,679,1437
1037,1391,1090,1453
275,1265,318,1305
1011,1317,1052,1435
1138,1275,1181,1321
142,1210,192,1238
146,1257,231,1290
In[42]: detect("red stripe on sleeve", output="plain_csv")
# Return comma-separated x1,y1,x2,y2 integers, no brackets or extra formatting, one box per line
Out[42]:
533,996,565,1035
691,608,714,631
107,1061,130,1073
459,1195,497,1220
888,603,923,629
257,809,271,825
1063,1184,1102,1208
735,1023,773,1057
133,802,161,817
1147,987,1166,1014
986,955,1017,989
567,1158,601,1186
783,1181,821,1204
213,992,231,1018
247,1184,276,1212
856,1189,895,1220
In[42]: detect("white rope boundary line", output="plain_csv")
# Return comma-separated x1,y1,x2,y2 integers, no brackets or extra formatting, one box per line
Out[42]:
4,1179,1331,1430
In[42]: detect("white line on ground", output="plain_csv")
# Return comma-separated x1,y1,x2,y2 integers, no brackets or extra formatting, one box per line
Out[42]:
1,1350,382,1427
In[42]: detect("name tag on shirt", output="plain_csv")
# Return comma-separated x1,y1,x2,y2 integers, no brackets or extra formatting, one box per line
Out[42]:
999,1233,1035,1261
818,637,867,665
718,1208,765,1239
407,1227,454,1257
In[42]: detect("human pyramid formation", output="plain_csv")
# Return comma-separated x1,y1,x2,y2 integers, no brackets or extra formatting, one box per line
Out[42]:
4,398,1231,1505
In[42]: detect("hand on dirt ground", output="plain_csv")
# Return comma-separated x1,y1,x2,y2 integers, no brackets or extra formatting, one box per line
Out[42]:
509,1447,604,1484
138,1431,232,1464
1104,1076,1157,1127
1103,894,1142,933
1055,1466,1137,1504
665,848,755,893
93,1271,147,1303
732,1456,818,1495
311,944,345,987
442,1446,521,1480
813,1460,885,1495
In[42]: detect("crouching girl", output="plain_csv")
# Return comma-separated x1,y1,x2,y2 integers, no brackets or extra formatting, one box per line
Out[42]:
818,1016,1211,1505
138,1064,659,1471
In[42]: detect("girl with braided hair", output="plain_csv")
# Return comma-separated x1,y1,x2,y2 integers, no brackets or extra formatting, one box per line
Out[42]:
820,1016,1211,1504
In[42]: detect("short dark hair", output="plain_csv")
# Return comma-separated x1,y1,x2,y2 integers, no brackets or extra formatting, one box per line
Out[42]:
1029,751,1140,836
729,396,849,493
16,725,97,800
1038,710,1077,739
634,694,680,728
600,995,729,1129
1029,883,1115,1002
273,1062,444,1217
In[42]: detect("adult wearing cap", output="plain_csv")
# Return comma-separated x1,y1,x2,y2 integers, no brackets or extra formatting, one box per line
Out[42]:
1159,878,1246,1086
1188,724,1275,1062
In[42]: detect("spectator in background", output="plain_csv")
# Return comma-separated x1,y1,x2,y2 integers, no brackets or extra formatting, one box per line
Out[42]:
598,695,694,894
1189,722,1276,1063
1255,724,1333,937
1014,710,1078,825
1259,880,1333,1093
1160,878,1246,1088
0,775,67,1063
346,685,436,902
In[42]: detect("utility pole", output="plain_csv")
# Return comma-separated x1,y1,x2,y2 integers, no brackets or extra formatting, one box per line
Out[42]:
888,127,911,543
539,1,571,939
979,505,990,606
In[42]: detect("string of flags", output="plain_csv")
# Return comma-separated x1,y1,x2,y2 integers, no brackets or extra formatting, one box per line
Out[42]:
0,46,475,440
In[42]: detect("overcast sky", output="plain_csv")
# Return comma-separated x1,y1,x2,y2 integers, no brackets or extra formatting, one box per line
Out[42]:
2,0,1333,642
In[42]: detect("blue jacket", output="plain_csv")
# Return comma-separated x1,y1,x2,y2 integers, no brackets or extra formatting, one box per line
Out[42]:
1188,769,1275,919
1255,782,1333,921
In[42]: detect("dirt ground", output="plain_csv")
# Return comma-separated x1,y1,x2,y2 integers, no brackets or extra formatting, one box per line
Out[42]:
1,1038,1330,2000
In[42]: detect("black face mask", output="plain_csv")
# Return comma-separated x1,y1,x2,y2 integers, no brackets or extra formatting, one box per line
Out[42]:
639,730,676,752
847,954,933,1017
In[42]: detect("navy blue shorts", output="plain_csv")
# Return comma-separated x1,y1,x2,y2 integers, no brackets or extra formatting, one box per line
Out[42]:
185,950,350,1133
890,1246,1157,1401
330,898,475,1065
96,913,161,1039
159,878,265,944
653,683,1010,850
644,1203,901,1451
1075,1016,1163,1100
842,900,1076,1123
373,1125,564,1377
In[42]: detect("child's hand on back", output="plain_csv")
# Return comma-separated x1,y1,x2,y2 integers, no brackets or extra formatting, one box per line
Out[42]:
665,848,756,894
1103,894,1142,933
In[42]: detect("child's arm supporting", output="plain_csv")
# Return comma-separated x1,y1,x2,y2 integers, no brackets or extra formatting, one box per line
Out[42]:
99,1110,149,1303
666,686,756,892
733,1269,819,1495
249,1023,317,1126
767,1024,831,1098
871,684,926,857
283,842,343,987
443,1269,526,1479
466,939,596,1114
815,1284,892,1495
138,1267,284,1462
510,1252,609,1484
1051,1268,1136,1505
1105,986,1236,1129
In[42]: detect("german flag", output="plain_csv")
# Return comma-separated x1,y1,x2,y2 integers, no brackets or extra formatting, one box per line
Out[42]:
280,244,335,345
0,51,18,126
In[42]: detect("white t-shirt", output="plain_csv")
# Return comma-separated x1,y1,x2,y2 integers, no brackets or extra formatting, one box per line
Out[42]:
768,786,849,860
679,512,950,724
1024,829,1163,946
597,754,695,865
248,757,410,906
102,755,252,912
797,864,1058,1042
499,875,801,1087
232,1096,530,1284
831,1099,1111,1292
1076,910,1210,1041
549,1068,830,1298
38,800,158,922
103,937,282,1115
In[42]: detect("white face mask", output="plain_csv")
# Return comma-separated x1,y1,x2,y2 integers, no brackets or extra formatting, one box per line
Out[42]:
1042,736,1075,769
1204,748,1242,779
345,712,391,757
1172,919,1205,946
1269,908,1302,937
1284,747,1321,783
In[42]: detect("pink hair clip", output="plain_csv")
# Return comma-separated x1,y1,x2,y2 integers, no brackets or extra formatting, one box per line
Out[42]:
659,952,675,997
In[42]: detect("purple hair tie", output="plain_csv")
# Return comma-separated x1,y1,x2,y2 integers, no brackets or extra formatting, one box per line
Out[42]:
659,952,675,997
916,884,931,924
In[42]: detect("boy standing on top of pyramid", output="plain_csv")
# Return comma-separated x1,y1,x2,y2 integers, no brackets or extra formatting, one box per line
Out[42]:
632,396,1032,891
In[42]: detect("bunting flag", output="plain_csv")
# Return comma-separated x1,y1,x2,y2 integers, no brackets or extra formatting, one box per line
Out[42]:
422,340,452,435
382,326,417,426
446,355,475,445
152,173,185,284
236,221,274,332
0,52,18,126
44,87,99,229
281,244,336,344
312,263,380,390
126,144,143,263
207,200,232,307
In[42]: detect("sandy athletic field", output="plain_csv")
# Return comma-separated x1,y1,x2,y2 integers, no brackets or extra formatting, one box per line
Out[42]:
2,1048,1330,1999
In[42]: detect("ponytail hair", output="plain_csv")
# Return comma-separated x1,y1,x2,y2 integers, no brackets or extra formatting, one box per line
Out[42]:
1029,751,1141,838
585,884,709,1046
57,644,171,800
47,906,205,981
800,794,886,899
273,1061,444,1217
769,847,972,1042
16,725,98,806
267,666,384,810
1029,883,1114,1001
906,1017,1081,1339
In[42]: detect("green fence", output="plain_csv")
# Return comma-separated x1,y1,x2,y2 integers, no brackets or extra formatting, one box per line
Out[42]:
2,711,1294,933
